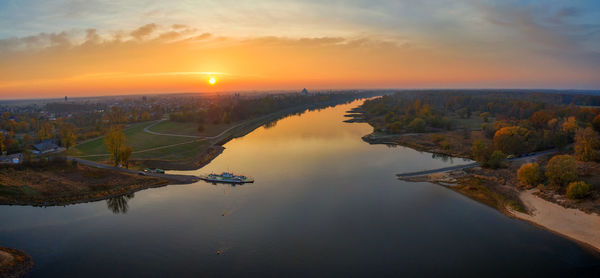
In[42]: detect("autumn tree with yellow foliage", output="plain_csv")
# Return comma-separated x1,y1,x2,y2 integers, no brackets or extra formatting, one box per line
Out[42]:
59,122,77,149
574,127,599,161
104,125,130,166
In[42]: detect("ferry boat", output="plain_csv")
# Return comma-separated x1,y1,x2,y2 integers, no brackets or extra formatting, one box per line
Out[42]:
199,172,254,184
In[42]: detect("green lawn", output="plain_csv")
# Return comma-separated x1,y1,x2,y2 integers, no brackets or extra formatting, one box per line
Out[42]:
68,121,203,159
148,120,237,137
131,140,209,160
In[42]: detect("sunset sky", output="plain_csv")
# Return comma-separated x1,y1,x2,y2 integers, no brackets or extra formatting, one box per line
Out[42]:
1,0,599,99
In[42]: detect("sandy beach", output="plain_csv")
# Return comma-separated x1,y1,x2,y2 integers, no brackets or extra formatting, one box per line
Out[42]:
511,189,600,252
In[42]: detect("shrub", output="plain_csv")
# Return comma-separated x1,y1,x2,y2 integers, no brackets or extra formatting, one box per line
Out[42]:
517,163,542,187
545,155,578,187
566,181,591,199
440,140,451,150
471,139,491,164
431,134,445,144
487,150,506,169
408,118,426,132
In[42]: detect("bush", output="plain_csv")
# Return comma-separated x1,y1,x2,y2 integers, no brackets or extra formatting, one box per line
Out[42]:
487,150,506,169
408,118,426,132
517,163,542,187
431,134,445,144
566,181,591,199
440,140,451,150
471,139,491,164
545,155,578,187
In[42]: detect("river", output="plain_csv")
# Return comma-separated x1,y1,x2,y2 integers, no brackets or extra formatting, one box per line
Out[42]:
1,99,599,277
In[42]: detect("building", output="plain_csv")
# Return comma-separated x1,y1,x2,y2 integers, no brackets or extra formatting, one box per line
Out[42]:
0,153,23,164
301,88,309,95
32,139,59,155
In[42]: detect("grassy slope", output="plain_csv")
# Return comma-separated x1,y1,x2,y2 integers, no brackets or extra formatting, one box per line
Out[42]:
68,122,199,158
148,121,234,137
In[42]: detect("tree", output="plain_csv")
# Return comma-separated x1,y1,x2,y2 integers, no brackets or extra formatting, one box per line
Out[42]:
119,146,133,168
480,112,490,123
566,181,591,199
408,118,426,132
545,155,578,187
493,126,527,155
574,127,599,161
593,114,600,132
59,123,77,149
104,125,126,166
141,111,151,121
471,139,491,164
517,163,542,187
37,122,54,140
529,111,552,128
0,133,5,154
561,116,577,135
487,150,506,169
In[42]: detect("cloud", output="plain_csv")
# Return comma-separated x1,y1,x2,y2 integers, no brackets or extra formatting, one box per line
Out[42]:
130,23,158,40
549,7,580,24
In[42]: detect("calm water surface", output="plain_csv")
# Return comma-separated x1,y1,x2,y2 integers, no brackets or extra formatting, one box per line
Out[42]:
1,100,599,277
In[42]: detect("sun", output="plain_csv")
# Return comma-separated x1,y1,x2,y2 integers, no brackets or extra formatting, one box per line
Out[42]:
208,77,217,85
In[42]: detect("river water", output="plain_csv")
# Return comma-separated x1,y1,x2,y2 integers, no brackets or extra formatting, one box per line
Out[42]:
1,99,599,277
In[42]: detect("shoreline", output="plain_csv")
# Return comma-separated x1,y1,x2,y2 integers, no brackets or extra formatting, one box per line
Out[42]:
374,132,600,253
510,189,600,253
138,98,371,170
0,98,373,208
0,247,33,278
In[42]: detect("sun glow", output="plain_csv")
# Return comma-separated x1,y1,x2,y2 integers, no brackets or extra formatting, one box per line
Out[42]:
208,77,217,85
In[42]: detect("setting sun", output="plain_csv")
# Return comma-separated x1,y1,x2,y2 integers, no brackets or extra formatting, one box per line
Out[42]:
208,77,216,85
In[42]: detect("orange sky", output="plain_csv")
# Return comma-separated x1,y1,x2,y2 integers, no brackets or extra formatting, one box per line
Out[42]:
1,1,599,99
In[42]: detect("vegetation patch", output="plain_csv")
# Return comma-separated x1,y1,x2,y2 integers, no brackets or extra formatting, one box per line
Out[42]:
0,247,33,278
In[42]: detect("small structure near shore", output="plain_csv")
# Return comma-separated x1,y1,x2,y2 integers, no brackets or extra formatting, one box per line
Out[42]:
0,153,22,164
32,139,60,155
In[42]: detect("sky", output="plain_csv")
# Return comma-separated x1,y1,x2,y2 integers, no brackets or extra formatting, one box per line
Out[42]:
0,0,599,99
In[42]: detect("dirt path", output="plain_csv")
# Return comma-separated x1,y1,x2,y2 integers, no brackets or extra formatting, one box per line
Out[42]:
397,149,557,177
511,189,600,252
67,157,200,184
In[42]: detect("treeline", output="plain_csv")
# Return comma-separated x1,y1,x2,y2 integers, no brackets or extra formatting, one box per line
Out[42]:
362,90,600,162
169,91,384,126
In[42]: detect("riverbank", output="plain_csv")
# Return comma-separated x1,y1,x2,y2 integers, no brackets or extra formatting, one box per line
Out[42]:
134,98,377,170
0,162,173,207
0,247,33,278
511,189,600,253
397,150,600,252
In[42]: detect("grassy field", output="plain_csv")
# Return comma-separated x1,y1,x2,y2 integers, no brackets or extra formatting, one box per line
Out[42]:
67,121,202,159
147,120,239,137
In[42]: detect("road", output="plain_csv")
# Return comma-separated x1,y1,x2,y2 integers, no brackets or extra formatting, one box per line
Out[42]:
143,115,271,140
68,157,200,184
397,149,558,178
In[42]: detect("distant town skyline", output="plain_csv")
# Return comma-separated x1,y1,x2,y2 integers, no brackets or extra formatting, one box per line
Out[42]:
1,0,600,98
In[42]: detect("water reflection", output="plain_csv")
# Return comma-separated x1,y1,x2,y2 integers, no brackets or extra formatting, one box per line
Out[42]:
2,99,599,277
106,193,135,214
263,119,278,129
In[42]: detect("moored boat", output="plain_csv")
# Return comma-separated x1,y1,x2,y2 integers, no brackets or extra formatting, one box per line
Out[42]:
199,172,254,184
